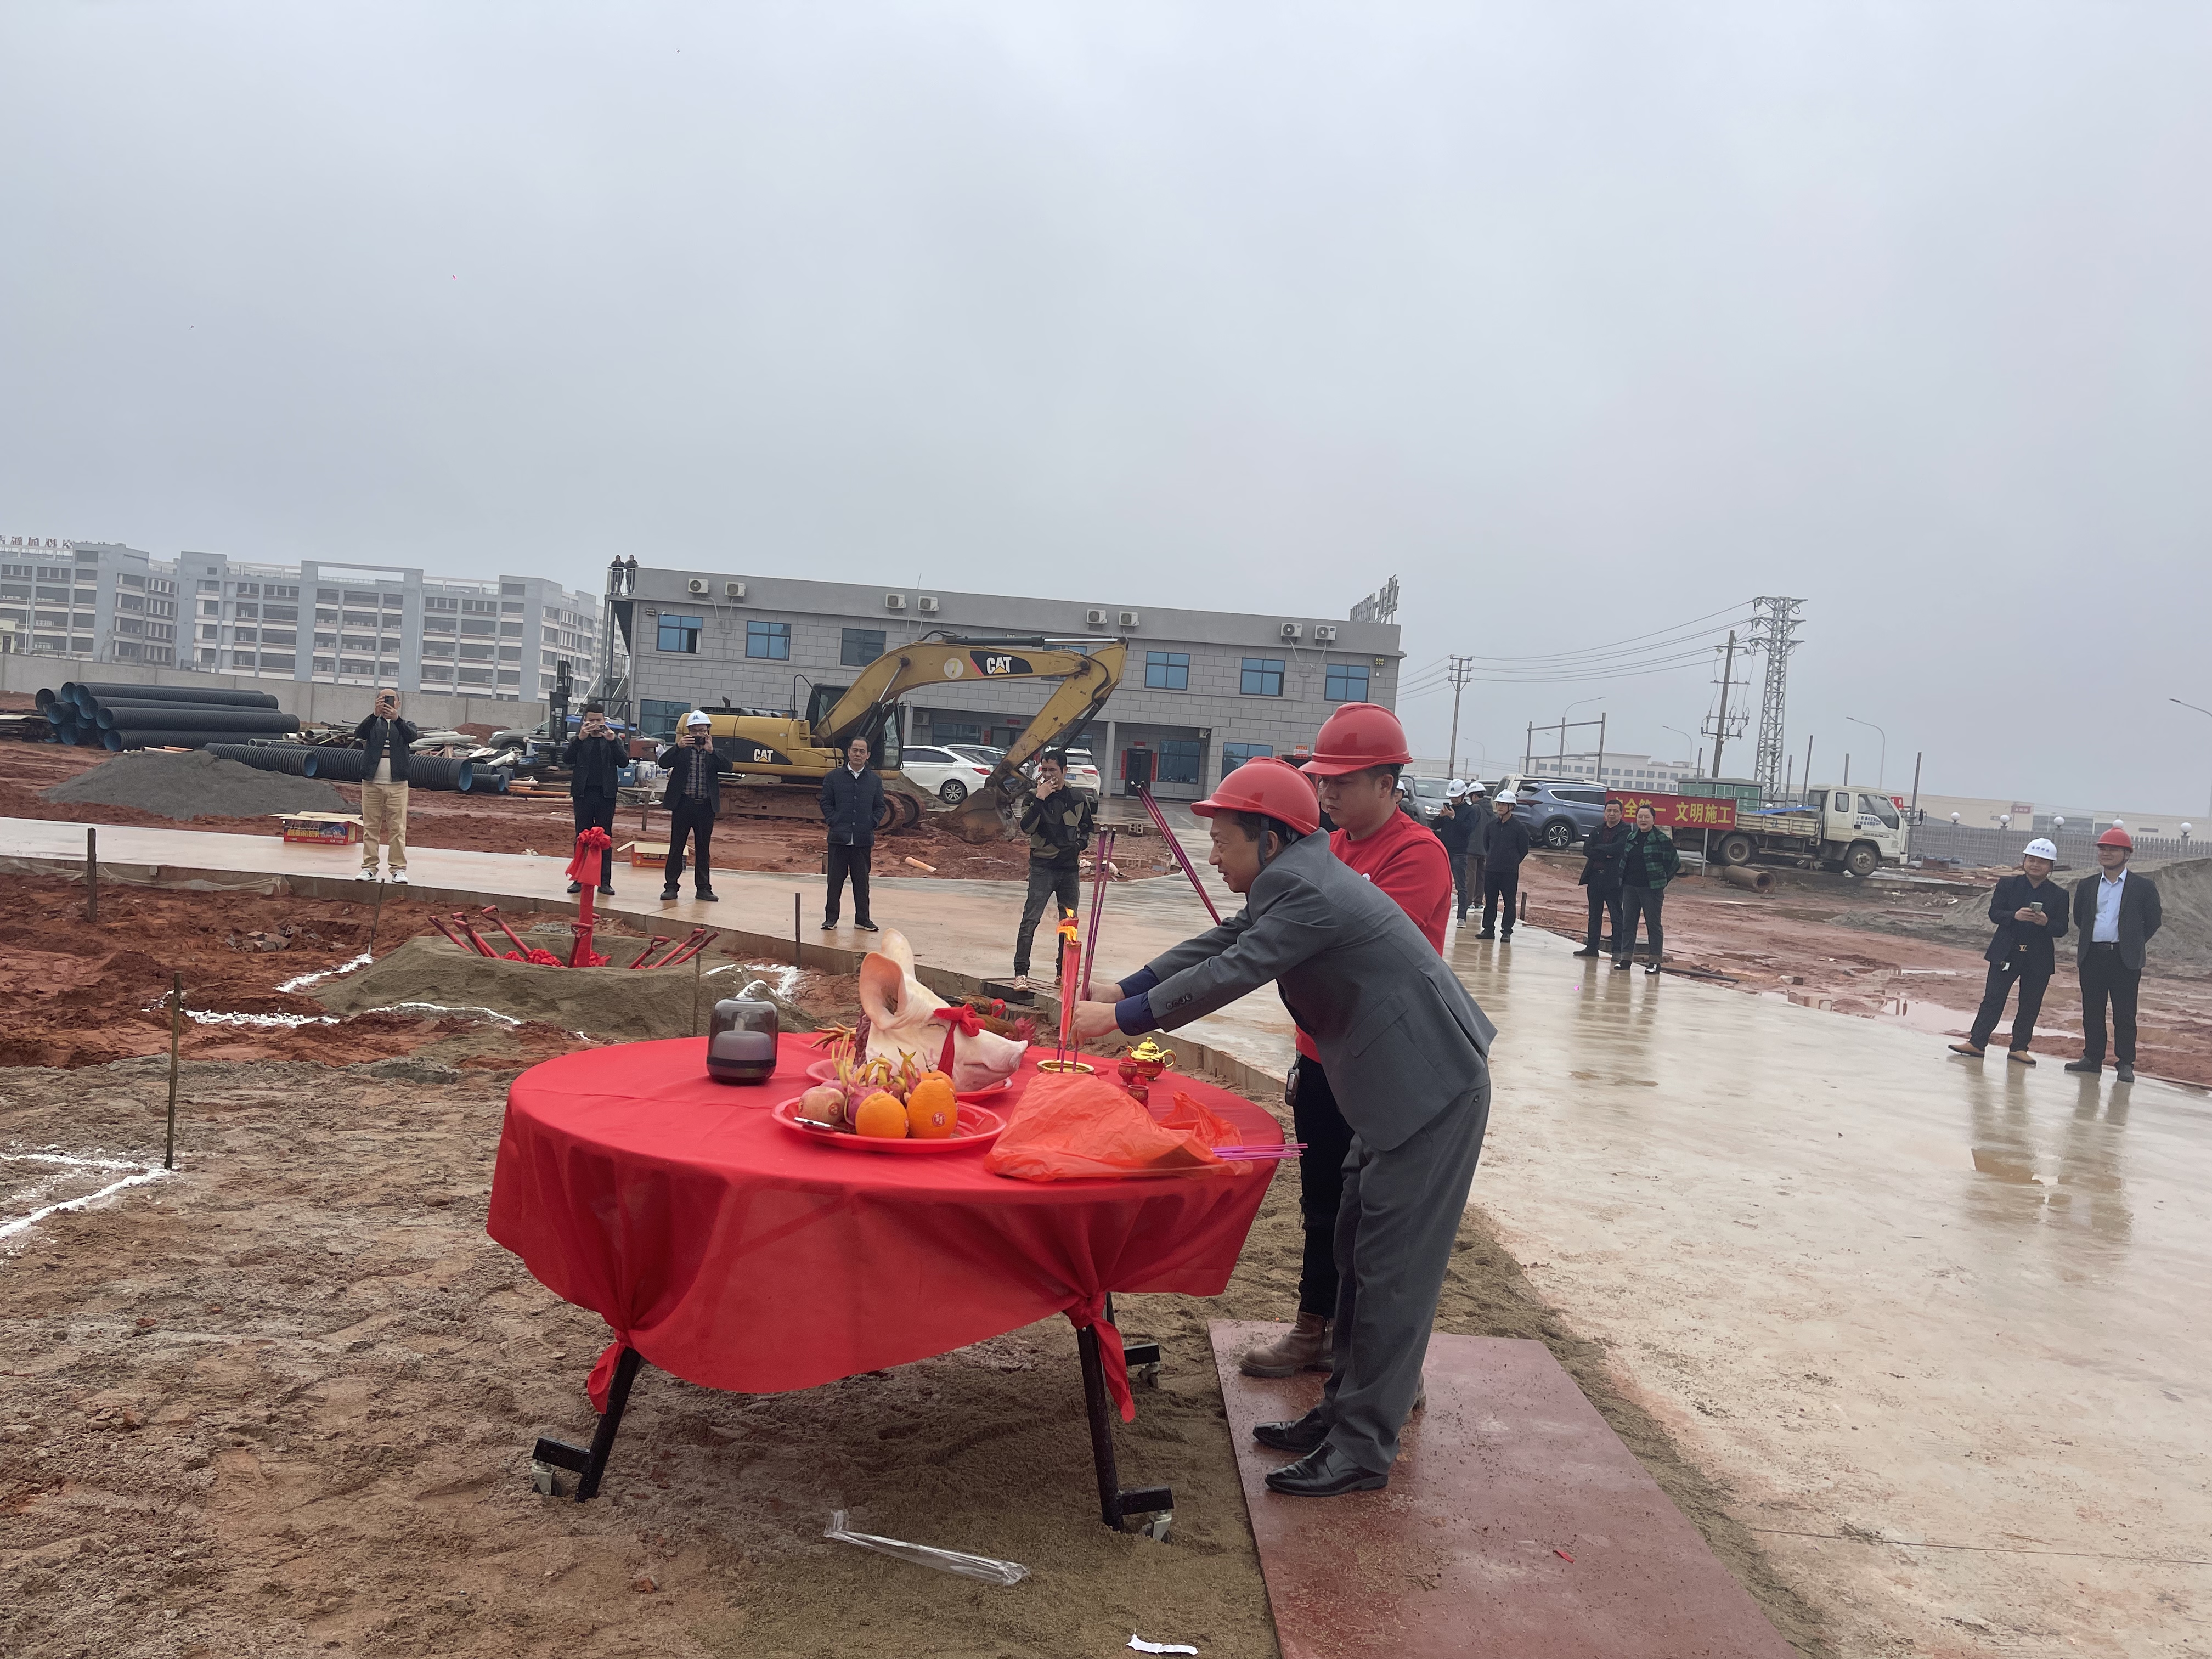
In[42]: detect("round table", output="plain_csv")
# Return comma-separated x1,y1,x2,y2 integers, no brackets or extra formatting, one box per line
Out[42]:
487,1034,1282,1521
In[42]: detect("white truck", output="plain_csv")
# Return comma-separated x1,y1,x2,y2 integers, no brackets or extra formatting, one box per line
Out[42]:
1706,786,1910,877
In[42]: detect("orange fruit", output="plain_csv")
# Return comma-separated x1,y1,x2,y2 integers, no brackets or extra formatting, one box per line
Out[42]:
854,1091,909,1138
907,1074,957,1139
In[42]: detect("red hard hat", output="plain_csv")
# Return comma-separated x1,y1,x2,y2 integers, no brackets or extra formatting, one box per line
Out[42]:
2097,825,2133,849
1190,756,1322,837
1303,702,1413,776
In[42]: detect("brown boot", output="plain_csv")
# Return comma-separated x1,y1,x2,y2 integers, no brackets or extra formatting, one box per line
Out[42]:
1239,1312,1332,1378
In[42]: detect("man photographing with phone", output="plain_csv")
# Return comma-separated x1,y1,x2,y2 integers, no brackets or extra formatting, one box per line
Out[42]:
657,711,729,902
354,687,416,883
565,701,625,897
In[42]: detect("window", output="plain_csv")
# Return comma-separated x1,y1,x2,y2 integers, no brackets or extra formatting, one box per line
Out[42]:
1240,657,1285,697
933,721,981,745
1222,742,1273,774
841,628,886,667
658,613,703,653
1325,662,1370,702
1859,794,1900,828
640,699,689,739
747,619,792,659
1158,740,1202,785
1807,790,1828,810
1145,651,1190,690
904,747,953,766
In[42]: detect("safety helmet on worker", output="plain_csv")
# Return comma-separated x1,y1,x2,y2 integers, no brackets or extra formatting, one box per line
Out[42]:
1446,779,1467,799
1190,756,1322,837
683,710,713,729
2023,838,2058,861
1303,702,1413,777
2097,825,2133,850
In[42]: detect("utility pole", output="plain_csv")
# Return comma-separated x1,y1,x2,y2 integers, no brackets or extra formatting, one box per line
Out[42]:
1747,596,1804,799
1444,656,1474,778
1705,630,1739,780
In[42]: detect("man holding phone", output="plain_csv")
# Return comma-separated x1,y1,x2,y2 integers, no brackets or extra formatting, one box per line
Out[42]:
353,687,417,883
1009,750,1094,986
1950,837,2069,1063
657,711,729,902
563,701,625,896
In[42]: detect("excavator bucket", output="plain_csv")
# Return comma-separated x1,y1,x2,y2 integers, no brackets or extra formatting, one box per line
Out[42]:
947,778,1021,843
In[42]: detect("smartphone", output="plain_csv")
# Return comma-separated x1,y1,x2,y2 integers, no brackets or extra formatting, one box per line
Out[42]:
2030,901,2044,914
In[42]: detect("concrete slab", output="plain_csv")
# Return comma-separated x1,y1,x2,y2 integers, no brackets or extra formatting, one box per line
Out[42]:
1211,1322,1796,1659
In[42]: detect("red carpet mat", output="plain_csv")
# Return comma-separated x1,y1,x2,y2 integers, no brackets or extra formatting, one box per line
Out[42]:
1211,1322,1796,1658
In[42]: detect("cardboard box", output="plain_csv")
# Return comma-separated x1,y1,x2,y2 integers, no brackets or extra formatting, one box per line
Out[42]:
275,812,364,847
623,840,672,867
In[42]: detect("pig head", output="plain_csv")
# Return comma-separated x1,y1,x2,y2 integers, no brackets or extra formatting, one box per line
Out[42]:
857,928,1026,1092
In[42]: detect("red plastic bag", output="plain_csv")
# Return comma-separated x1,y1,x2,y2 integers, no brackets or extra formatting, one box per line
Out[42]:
984,1072,1233,1182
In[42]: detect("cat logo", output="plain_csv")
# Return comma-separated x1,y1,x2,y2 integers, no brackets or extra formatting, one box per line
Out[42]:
751,748,777,764
972,651,1033,676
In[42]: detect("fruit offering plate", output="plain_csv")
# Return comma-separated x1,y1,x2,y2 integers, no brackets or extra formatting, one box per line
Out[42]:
805,1058,1013,1099
770,1094,1007,1154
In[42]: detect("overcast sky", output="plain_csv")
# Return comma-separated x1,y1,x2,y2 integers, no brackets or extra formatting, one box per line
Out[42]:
4,4,2207,811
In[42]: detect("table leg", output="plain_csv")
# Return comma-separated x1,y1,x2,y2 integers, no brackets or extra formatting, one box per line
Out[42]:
1076,1322,1172,1534
530,1345,645,1503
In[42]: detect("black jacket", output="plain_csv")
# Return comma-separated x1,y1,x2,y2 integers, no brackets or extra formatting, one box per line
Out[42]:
1019,785,1095,868
1983,872,2068,972
2070,868,2162,972
564,731,627,798
1578,819,1630,890
658,740,729,816
819,764,885,847
1476,812,1533,873
1434,802,1478,858
353,714,419,784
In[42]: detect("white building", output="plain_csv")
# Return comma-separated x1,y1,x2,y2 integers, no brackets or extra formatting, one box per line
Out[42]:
1536,749,1699,789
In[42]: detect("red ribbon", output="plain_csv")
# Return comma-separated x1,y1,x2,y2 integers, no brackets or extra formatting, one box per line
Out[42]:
929,1004,983,1075
1063,1295,1134,1422
586,1330,631,1413
566,826,614,885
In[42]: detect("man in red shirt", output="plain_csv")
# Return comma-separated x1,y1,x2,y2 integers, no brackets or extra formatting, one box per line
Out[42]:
1238,703,1453,1378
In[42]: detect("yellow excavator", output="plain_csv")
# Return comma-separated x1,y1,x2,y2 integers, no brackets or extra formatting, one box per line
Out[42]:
694,636,1126,841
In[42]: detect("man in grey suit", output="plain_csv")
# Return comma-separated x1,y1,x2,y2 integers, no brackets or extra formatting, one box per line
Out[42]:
1075,757,1496,1497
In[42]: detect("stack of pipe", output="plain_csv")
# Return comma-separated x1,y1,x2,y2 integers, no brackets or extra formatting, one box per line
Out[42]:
203,743,320,776
52,681,298,752
302,749,475,793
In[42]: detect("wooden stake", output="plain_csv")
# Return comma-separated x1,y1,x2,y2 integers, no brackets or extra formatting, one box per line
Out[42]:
793,891,802,967
367,878,389,961
164,971,182,1171
86,827,98,923
693,944,704,1036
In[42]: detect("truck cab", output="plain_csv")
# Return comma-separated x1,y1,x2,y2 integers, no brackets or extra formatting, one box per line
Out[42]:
1806,788,1909,871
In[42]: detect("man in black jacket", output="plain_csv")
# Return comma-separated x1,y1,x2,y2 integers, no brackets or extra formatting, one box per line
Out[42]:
1475,792,1533,940
1574,797,1629,958
2065,826,2162,1081
657,711,729,902
1432,782,1479,923
1949,838,2067,1063
818,735,884,932
353,687,417,884
563,702,625,896
1011,751,1095,986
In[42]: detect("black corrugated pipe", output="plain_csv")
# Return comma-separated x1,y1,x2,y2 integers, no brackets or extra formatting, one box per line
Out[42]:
97,707,302,735
35,687,58,712
106,729,296,751
402,755,473,792
66,681,281,712
301,748,364,782
204,743,317,775
469,768,511,794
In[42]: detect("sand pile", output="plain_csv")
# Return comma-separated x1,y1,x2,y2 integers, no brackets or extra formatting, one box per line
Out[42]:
311,934,843,1041
2137,856,2212,972
42,749,345,821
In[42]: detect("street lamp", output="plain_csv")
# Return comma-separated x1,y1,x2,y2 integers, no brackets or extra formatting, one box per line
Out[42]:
1559,697,1603,774
2172,699,2212,821
1846,716,1887,792
1662,726,1697,778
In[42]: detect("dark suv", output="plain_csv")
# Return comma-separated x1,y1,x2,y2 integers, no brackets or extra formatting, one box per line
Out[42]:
1492,778,1611,849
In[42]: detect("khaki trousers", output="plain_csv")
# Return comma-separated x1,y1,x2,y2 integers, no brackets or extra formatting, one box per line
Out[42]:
360,782,410,871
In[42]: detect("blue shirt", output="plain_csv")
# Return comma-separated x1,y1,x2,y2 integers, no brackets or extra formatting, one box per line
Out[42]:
2092,868,2127,943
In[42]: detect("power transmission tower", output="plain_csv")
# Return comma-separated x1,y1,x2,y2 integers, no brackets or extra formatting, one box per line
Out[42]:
1444,655,1474,777
1747,596,1805,798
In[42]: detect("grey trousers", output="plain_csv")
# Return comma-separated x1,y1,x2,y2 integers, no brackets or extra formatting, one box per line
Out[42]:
1317,1070,1491,1473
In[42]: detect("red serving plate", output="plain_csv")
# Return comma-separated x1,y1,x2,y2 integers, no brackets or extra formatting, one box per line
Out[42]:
770,1093,1006,1154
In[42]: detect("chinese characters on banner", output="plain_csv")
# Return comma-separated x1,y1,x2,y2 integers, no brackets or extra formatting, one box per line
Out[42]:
1610,793,1739,830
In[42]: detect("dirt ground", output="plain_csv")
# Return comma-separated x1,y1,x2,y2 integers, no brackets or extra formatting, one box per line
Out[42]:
3,738,1180,882
0,1032,1821,1659
1510,852,2212,1087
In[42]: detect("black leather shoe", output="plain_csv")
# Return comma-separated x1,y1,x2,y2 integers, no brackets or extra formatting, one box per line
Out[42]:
2116,1063,2135,1082
597,884,614,896
566,880,583,895
659,887,679,902
1572,947,1599,957
1476,929,1496,940
695,890,719,902
2063,1059,2100,1074
1252,1410,1329,1454
854,919,878,931
1263,1445,1388,1498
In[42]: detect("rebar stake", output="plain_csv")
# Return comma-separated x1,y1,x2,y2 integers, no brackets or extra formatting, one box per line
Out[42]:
163,972,182,1171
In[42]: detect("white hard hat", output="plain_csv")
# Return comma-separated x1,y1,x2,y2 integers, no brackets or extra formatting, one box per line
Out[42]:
2024,837,2058,861
684,710,713,729
1494,791,1518,805
1446,779,1466,799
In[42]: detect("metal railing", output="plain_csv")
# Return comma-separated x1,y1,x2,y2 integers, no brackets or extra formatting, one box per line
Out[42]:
1906,821,2203,869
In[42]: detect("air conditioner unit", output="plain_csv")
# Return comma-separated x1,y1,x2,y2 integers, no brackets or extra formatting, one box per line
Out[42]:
917,596,940,614
1119,610,1141,628
1280,622,1304,640
687,579,708,595
1085,608,1109,627
724,581,747,600
1313,624,1338,642
885,593,907,611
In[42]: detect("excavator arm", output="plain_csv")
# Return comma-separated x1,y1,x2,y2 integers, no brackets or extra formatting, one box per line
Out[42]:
811,637,1124,752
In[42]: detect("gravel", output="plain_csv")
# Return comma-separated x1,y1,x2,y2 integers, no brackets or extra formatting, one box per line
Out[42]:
41,749,347,821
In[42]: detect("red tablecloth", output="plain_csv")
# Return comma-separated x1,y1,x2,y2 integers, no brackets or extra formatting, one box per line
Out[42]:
487,1036,1282,1419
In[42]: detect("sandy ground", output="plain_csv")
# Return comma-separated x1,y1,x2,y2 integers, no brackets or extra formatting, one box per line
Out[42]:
3,738,1180,882
0,1035,1818,1659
